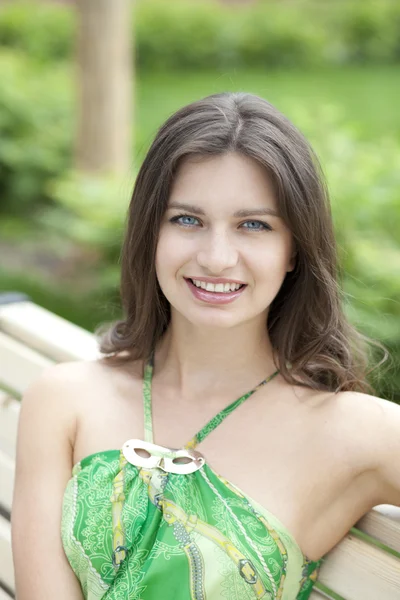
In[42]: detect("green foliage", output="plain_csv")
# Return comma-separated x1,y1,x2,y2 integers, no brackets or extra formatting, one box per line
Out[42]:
0,2,74,62
0,51,71,214
136,1,227,70
1,0,400,69
296,106,400,398
42,170,133,263
234,6,326,69
135,0,326,70
334,0,400,63
135,0,400,70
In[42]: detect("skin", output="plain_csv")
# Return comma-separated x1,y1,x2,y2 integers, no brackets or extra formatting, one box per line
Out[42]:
154,153,295,391
12,152,400,599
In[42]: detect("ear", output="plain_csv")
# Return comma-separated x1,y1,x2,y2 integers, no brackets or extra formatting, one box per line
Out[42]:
287,250,297,273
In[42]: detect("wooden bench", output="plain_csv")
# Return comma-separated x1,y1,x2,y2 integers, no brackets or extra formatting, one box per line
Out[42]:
1,294,399,600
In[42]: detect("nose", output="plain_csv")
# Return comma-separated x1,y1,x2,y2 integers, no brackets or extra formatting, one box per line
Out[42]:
196,228,239,273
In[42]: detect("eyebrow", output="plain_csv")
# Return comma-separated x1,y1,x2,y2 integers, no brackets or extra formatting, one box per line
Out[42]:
168,202,280,218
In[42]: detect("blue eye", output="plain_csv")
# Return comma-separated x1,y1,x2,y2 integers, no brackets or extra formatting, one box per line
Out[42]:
241,220,272,231
169,214,271,232
170,214,200,227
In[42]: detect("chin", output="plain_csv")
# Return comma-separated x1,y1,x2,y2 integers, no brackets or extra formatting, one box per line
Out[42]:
173,306,254,330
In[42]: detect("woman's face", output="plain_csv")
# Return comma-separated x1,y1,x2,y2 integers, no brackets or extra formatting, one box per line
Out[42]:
155,152,296,330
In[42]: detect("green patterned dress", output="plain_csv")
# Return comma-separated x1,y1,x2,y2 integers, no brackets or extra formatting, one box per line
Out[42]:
62,355,322,599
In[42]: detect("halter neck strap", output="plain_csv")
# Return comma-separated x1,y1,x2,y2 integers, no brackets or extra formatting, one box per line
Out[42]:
142,351,279,450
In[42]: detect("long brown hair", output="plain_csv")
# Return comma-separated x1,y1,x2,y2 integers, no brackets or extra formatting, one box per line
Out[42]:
98,92,386,393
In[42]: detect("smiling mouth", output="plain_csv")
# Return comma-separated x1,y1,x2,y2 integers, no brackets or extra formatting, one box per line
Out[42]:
186,278,246,293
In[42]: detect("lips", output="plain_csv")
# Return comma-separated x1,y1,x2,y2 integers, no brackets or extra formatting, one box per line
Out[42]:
187,278,245,291
184,277,247,305
186,277,246,286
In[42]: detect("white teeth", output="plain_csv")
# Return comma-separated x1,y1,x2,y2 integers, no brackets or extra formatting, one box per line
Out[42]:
191,279,243,293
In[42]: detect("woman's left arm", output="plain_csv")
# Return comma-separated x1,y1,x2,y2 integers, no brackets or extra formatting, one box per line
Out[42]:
370,396,400,507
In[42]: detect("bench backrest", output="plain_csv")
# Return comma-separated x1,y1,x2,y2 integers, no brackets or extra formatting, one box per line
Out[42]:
0,296,399,600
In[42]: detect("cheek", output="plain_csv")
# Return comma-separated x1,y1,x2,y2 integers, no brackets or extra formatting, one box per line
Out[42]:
249,240,291,273
155,229,191,279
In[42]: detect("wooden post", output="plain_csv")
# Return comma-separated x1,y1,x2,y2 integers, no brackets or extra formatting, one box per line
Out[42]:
76,0,133,174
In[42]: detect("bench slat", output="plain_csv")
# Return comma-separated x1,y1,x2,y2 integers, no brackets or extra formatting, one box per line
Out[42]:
0,587,13,600
356,506,400,554
318,532,400,599
0,332,53,395
0,301,100,362
0,450,14,513
0,393,19,459
0,516,14,591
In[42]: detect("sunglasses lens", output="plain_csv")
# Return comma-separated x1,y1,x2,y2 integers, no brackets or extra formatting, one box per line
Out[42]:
122,440,205,474
165,453,205,474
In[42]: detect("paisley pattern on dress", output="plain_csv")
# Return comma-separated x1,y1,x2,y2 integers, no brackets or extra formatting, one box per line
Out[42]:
61,357,323,599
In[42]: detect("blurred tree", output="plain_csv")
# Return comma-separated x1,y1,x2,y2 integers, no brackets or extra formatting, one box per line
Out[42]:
76,0,133,174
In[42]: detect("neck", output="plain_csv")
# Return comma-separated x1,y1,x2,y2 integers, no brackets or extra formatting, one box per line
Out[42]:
152,313,278,400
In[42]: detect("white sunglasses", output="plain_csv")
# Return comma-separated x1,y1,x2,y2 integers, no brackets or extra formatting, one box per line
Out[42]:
122,439,205,474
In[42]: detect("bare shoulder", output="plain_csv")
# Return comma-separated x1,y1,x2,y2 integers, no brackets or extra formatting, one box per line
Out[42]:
20,357,145,461
335,389,400,442
337,388,396,412
23,359,109,410
21,360,93,415
333,389,400,505
299,387,396,469
19,361,99,451
21,359,129,432
25,356,144,405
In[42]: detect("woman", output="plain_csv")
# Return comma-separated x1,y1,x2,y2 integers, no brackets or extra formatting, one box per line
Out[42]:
12,92,400,600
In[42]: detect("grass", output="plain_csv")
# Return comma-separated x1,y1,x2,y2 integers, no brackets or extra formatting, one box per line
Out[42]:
135,65,400,158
